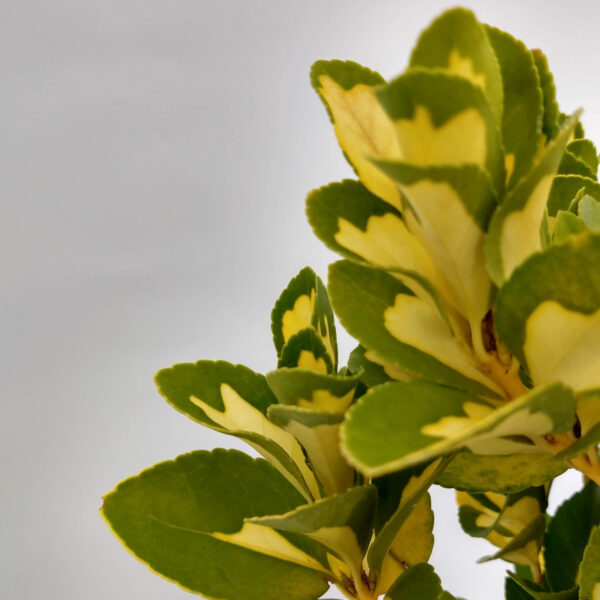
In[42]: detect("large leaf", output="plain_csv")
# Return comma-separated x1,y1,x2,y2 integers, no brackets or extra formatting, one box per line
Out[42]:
341,380,575,476
495,232,600,394
101,449,329,600
485,25,542,189
409,7,503,123
267,405,354,496
544,482,600,592
375,68,504,194
155,360,320,501
272,267,337,372
310,59,402,210
306,179,451,317
371,160,495,335
369,458,449,595
385,563,457,599
484,112,579,285
579,526,600,600
328,260,502,397
436,450,567,494
250,485,377,597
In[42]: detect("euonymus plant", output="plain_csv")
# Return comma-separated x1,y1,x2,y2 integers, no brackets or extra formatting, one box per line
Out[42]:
102,8,600,600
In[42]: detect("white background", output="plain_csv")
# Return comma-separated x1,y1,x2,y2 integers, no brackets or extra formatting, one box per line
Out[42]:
2,1,597,598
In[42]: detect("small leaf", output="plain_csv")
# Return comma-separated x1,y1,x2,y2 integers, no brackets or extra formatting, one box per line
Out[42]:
348,345,413,387
310,59,402,209
385,563,457,599
579,526,600,600
485,25,542,189
435,450,567,494
484,111,579,285
567,139,599,176
532,49,560,141
101,449,329,600
409,7,503,123
342,380,575,477
495,232,600,393
553,210,587,243
250,485,377,578
267,405,354,496
375,68,505,194
547,174,600,216
155,360,321,501
544,482,600,592
578,194,600,229
328,260,502,397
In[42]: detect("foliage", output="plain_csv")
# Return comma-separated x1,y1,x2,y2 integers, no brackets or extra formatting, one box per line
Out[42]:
102,8,600,599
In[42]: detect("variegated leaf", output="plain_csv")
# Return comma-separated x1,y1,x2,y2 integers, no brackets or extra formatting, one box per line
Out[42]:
567,138,598,176
385,563,457,599
485,25,542,189
278,328,333,374
272,267,337,372
369,459,448,595
341,380,575,477
409,7,503,123
266,368,359,414
484,112,579,285
532,49,560,141
267,405,354,496
155,360,321,501
495,232,600,394
375,68,505,194
249,485,377,596
101,450,330,600
310,59,402,210
348,345,415,388
547,174,600,216
435,450,567,494
328,260,503,397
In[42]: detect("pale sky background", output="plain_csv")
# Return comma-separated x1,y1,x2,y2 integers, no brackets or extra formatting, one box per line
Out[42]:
2,1,598,598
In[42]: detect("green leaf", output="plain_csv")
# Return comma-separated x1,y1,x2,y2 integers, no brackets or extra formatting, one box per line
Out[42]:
506,578,536,600
385,563,457,599
371,160,496,333
567,139,599,176
272,267,337,372
544,482,600,592
559,149,596,179
375,68,505,195
435,450,567,494
250,485,377,580
101,449,330,600
484,111,579,285
278,328,333,374
341,380,575,477
507,575,578,600
369,458,449,595
266,368,359,414
306,179,450,320
310,59,402,210
579,526,600,600
267,405,354,496
348,345,412,388
328,260,503,397
578,194,600,229
547,175,600,216
485,25,542,189
409,7,503,124
553,210,588,243
532,49,560,141
495,232,600,393
155,360,321,501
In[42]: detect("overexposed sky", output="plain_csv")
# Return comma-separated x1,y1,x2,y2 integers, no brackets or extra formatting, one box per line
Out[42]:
3,1,598,598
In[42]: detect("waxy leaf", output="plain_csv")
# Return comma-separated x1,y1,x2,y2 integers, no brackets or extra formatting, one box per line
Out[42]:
544,482,600,592
579,526,600,600
272,267,337,372
267,405,354,496
328,260,502,397
495,232,600,394
385,563,457,599
101,450,329,600
436,450,567,494
310,59,402,210
278,328,333,374
342,380,575,476
155,360,320,501
410,7,503,123
485,112,579,285
375,68,504,194
250,485,377,586
485,25,542,189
